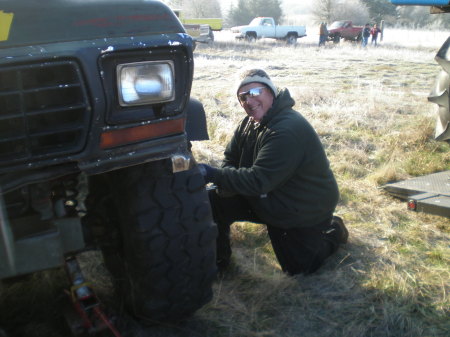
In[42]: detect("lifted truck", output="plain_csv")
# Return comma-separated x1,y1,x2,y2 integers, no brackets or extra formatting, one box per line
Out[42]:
384,1,450,218
0,0,217,330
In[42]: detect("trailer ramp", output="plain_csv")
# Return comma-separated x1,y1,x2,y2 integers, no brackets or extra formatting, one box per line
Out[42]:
383,170,450,218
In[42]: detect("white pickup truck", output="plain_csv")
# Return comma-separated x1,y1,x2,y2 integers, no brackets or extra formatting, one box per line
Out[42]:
231,17,307,44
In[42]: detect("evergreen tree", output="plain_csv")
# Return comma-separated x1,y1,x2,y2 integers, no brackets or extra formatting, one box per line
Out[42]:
396,5,450,28
311,0,335,24
360,0,397,23
184,0,222,18
312,0,369,26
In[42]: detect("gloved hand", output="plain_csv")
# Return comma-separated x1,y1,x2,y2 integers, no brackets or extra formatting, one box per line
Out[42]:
198,163,217,184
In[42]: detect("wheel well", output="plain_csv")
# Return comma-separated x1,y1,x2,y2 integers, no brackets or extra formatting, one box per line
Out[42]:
287,32,298,37
246,31,257,37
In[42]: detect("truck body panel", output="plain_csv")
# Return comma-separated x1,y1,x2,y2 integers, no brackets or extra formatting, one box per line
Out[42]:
180,17,222,31
172,9,223,31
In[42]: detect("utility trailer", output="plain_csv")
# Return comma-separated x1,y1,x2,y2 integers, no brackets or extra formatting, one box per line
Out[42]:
384,171,450,218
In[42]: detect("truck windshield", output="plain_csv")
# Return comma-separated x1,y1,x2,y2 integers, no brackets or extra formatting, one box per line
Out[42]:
249,18,262,26
329,21,346,29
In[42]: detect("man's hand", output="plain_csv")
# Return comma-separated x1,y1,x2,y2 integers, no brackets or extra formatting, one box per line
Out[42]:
198,163,217,184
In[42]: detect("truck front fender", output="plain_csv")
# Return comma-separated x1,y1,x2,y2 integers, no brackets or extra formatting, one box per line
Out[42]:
185,98,209,141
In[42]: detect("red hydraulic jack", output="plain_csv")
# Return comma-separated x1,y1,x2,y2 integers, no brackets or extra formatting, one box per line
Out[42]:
64,256,123,337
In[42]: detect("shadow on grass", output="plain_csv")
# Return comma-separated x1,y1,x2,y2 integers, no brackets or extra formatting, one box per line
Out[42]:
0,232,447,337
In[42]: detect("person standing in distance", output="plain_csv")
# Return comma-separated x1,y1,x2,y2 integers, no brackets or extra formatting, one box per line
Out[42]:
370,23,381,46
362,23,371,47
319,22,328,47
198,69,348,276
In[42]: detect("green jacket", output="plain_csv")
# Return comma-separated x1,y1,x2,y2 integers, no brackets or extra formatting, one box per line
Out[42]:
213,88,339,228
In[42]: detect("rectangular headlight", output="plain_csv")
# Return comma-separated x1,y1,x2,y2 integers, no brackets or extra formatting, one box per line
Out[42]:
117,61,175,106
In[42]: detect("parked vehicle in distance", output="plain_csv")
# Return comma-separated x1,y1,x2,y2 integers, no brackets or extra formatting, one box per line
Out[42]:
231,17,307,44
173,9,222,42
327,20,363,43
184,23,213,46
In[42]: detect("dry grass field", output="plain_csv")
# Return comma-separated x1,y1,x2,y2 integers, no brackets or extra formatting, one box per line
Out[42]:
1,29,449,337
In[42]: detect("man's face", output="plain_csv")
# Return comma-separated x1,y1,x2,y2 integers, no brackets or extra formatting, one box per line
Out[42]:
238,83,274,122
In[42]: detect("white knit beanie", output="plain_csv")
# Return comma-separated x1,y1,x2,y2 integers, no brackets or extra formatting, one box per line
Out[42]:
236,69,278,97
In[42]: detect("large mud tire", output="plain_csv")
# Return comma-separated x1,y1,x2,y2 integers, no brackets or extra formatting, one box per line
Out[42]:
428,37,450,142
85,160,217,323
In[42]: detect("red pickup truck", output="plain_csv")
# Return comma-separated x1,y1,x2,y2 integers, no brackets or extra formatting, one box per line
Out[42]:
327,20,363,43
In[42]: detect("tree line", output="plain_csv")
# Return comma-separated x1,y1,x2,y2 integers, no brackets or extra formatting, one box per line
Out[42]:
162,0,449,29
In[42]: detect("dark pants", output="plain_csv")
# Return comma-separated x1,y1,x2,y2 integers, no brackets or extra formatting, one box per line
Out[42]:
209,190,342,275
319,35,327,46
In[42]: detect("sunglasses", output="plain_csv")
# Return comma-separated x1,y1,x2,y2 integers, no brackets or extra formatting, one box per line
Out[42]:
238,86,266,103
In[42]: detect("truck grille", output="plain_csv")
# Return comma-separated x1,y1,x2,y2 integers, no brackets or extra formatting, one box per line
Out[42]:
0,61,90,167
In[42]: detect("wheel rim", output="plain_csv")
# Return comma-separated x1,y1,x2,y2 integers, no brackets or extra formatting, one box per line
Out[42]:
428,37,450,142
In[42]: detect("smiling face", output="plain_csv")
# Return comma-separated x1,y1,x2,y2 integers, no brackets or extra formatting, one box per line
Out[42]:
238,82,274,122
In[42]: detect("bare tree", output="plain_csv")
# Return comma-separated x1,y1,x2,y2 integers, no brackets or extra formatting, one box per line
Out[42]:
334,0,370,25
312,0,335,24
183,0,222,18
163,0,183,9
160,0,221,17
396,5,450,28
312,0,370,25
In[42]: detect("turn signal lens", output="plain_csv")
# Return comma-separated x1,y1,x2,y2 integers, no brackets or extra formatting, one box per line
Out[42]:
100,118,185,149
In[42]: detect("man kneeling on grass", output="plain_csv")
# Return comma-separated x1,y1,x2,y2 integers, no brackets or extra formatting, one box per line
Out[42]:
198,68,348,276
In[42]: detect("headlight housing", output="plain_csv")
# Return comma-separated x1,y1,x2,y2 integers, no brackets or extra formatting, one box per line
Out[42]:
117,61,175,106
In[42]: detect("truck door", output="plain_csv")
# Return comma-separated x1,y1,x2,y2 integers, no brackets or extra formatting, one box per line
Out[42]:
261,18,275,38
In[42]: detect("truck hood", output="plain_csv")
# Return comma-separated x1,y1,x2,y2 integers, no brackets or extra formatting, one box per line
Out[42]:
231,25,246,33
0,0,185,47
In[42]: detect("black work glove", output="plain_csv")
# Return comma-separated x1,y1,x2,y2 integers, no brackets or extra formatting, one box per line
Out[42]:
198,163,217,184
